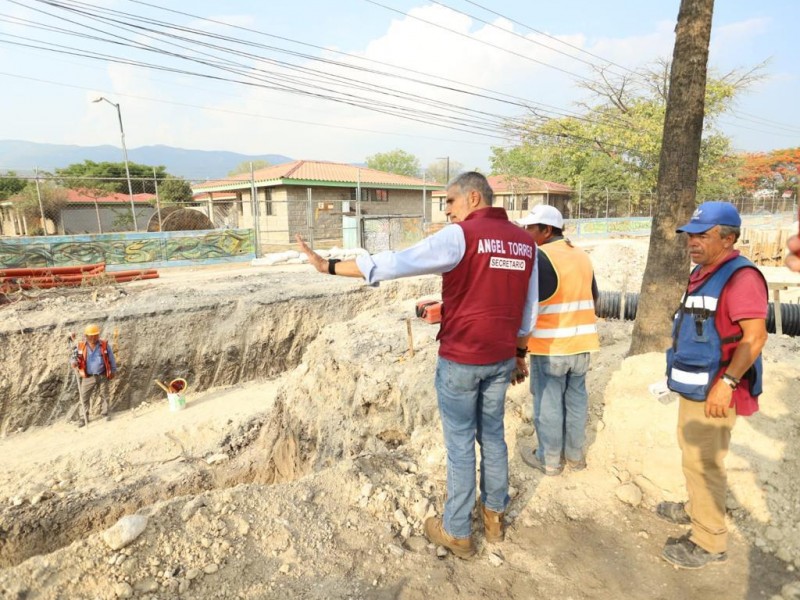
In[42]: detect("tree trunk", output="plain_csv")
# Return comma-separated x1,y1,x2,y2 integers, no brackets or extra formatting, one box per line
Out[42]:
628,0,714,356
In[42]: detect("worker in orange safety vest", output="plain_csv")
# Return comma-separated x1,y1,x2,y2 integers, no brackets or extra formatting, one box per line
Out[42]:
515,205,600,476
70,323,117,427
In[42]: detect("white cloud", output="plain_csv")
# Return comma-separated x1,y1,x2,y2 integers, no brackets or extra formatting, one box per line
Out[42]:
8,2,774,172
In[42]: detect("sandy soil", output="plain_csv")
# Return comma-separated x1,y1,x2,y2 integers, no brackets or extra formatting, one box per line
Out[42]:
1,237,799,600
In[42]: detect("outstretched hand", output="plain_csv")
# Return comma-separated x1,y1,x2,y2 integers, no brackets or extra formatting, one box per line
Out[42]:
296,234,327,274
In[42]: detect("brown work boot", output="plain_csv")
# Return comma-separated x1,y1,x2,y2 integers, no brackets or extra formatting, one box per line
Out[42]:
424,517,475,559
481,504,504,543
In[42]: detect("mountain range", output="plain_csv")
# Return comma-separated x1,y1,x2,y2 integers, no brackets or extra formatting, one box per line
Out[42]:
0,140,293,181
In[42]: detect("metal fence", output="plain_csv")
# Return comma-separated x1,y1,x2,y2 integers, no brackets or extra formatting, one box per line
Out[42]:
0,174,432,257
566,191,797,221
1,172,795,256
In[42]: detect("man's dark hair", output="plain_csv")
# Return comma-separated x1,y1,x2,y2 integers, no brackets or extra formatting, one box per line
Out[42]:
534,224,563,237
449,172,493,206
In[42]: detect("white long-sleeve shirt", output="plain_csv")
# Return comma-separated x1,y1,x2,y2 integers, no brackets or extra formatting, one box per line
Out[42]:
355,224,538,336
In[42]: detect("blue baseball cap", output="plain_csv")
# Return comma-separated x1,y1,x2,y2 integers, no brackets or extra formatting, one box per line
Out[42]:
676,201,741,234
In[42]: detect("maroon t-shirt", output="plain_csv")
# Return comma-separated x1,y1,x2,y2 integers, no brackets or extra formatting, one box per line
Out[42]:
687,251,768,416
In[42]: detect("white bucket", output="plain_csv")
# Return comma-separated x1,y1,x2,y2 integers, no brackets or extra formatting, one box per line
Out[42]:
168,392,186,412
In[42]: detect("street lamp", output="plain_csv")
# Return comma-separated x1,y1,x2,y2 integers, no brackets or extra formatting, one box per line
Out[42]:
92,96,138,231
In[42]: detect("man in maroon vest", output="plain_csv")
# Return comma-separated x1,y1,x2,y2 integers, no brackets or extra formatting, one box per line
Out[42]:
298,172,538,558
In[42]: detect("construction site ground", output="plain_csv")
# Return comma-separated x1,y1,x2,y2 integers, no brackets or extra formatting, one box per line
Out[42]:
1,237,799,600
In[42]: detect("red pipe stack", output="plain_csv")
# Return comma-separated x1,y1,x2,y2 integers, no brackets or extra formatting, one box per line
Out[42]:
0,263,159,293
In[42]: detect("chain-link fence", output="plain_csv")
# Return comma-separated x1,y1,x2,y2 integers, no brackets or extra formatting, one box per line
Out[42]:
0,173,433,256
0,173,196,236
1,173,794,254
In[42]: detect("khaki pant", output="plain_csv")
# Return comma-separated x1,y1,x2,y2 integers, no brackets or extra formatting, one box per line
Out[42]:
678,395,737,554
78,375,111,423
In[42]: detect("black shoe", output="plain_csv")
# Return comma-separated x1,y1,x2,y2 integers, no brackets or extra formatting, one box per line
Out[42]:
520,447,563,476
656,501,691,525
662,537,726,569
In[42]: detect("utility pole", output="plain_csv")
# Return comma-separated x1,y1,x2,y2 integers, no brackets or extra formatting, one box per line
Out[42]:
437,156,450,184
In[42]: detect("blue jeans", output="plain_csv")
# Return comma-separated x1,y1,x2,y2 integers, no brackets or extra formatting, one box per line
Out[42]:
530,353,591,469
435,356,515,538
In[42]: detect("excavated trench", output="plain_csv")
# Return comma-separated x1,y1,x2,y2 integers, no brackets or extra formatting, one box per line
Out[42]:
0,273,439,567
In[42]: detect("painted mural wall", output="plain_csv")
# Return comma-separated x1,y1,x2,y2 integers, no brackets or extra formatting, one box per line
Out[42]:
0,229,255,269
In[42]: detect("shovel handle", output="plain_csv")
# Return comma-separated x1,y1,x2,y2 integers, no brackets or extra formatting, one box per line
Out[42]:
153,379,171,393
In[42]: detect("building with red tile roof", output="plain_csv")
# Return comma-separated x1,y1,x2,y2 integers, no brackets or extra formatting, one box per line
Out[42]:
430,174,573,223
193,160,443,248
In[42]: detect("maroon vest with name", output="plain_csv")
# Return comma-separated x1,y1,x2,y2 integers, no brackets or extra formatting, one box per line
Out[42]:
438,207,535,365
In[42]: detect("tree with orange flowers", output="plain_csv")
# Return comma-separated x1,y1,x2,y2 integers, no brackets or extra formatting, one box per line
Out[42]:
738,147,800,194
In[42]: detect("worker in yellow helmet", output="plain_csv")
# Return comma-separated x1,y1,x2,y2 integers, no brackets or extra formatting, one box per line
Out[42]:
70,323,117,427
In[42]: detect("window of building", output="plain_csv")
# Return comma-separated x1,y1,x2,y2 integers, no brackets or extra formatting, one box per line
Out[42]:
236,192,243,215
263,188,273,216
438,196,446,211
349,188,389,202
522,196,529,211
507,196,516,211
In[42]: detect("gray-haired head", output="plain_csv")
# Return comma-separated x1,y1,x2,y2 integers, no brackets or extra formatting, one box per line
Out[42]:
448,171,493,206
718,224,741,243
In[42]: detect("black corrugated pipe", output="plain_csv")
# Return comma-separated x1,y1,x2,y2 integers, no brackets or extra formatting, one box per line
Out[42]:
594,291,800,336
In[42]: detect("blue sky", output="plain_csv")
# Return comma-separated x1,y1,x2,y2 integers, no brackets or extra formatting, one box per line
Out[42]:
0,0,797,178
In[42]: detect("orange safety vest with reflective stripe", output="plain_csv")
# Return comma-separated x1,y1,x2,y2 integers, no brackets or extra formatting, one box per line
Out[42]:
527,240,600,356
77,339,112,378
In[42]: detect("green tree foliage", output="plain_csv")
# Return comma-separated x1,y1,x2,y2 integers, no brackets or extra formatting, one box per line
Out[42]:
0,171,26,200
366,149,420,177
14,180,68,223
56,160,170,195
227,160,271,177
491,59,762,213
157,177,194,204
425,158,464,185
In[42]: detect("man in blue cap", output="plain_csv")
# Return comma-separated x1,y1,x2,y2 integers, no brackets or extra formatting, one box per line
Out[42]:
660,201,768,569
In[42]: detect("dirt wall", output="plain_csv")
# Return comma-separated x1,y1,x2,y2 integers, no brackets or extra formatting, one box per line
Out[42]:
0,272,439,434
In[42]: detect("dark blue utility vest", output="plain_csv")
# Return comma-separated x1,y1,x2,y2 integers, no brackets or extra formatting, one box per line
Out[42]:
666,255,765,401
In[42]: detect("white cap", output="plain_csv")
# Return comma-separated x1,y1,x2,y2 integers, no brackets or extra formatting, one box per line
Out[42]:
516,204,563,228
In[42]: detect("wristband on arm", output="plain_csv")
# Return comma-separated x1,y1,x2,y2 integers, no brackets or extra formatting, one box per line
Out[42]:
328,259,340,275
721,373,740,389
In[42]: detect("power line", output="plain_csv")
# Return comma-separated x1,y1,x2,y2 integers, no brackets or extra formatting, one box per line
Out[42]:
727,111,800,135
718,119,800,139
110,0,643,134
2,2,516,137
458,0,637,75
0,70,503,147
362,0,598,84
3,0,685,161
11,0,539,132
427,0,632,77
8,0,648,145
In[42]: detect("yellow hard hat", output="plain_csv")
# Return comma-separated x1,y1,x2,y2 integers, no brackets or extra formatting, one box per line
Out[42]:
84,324,101,336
